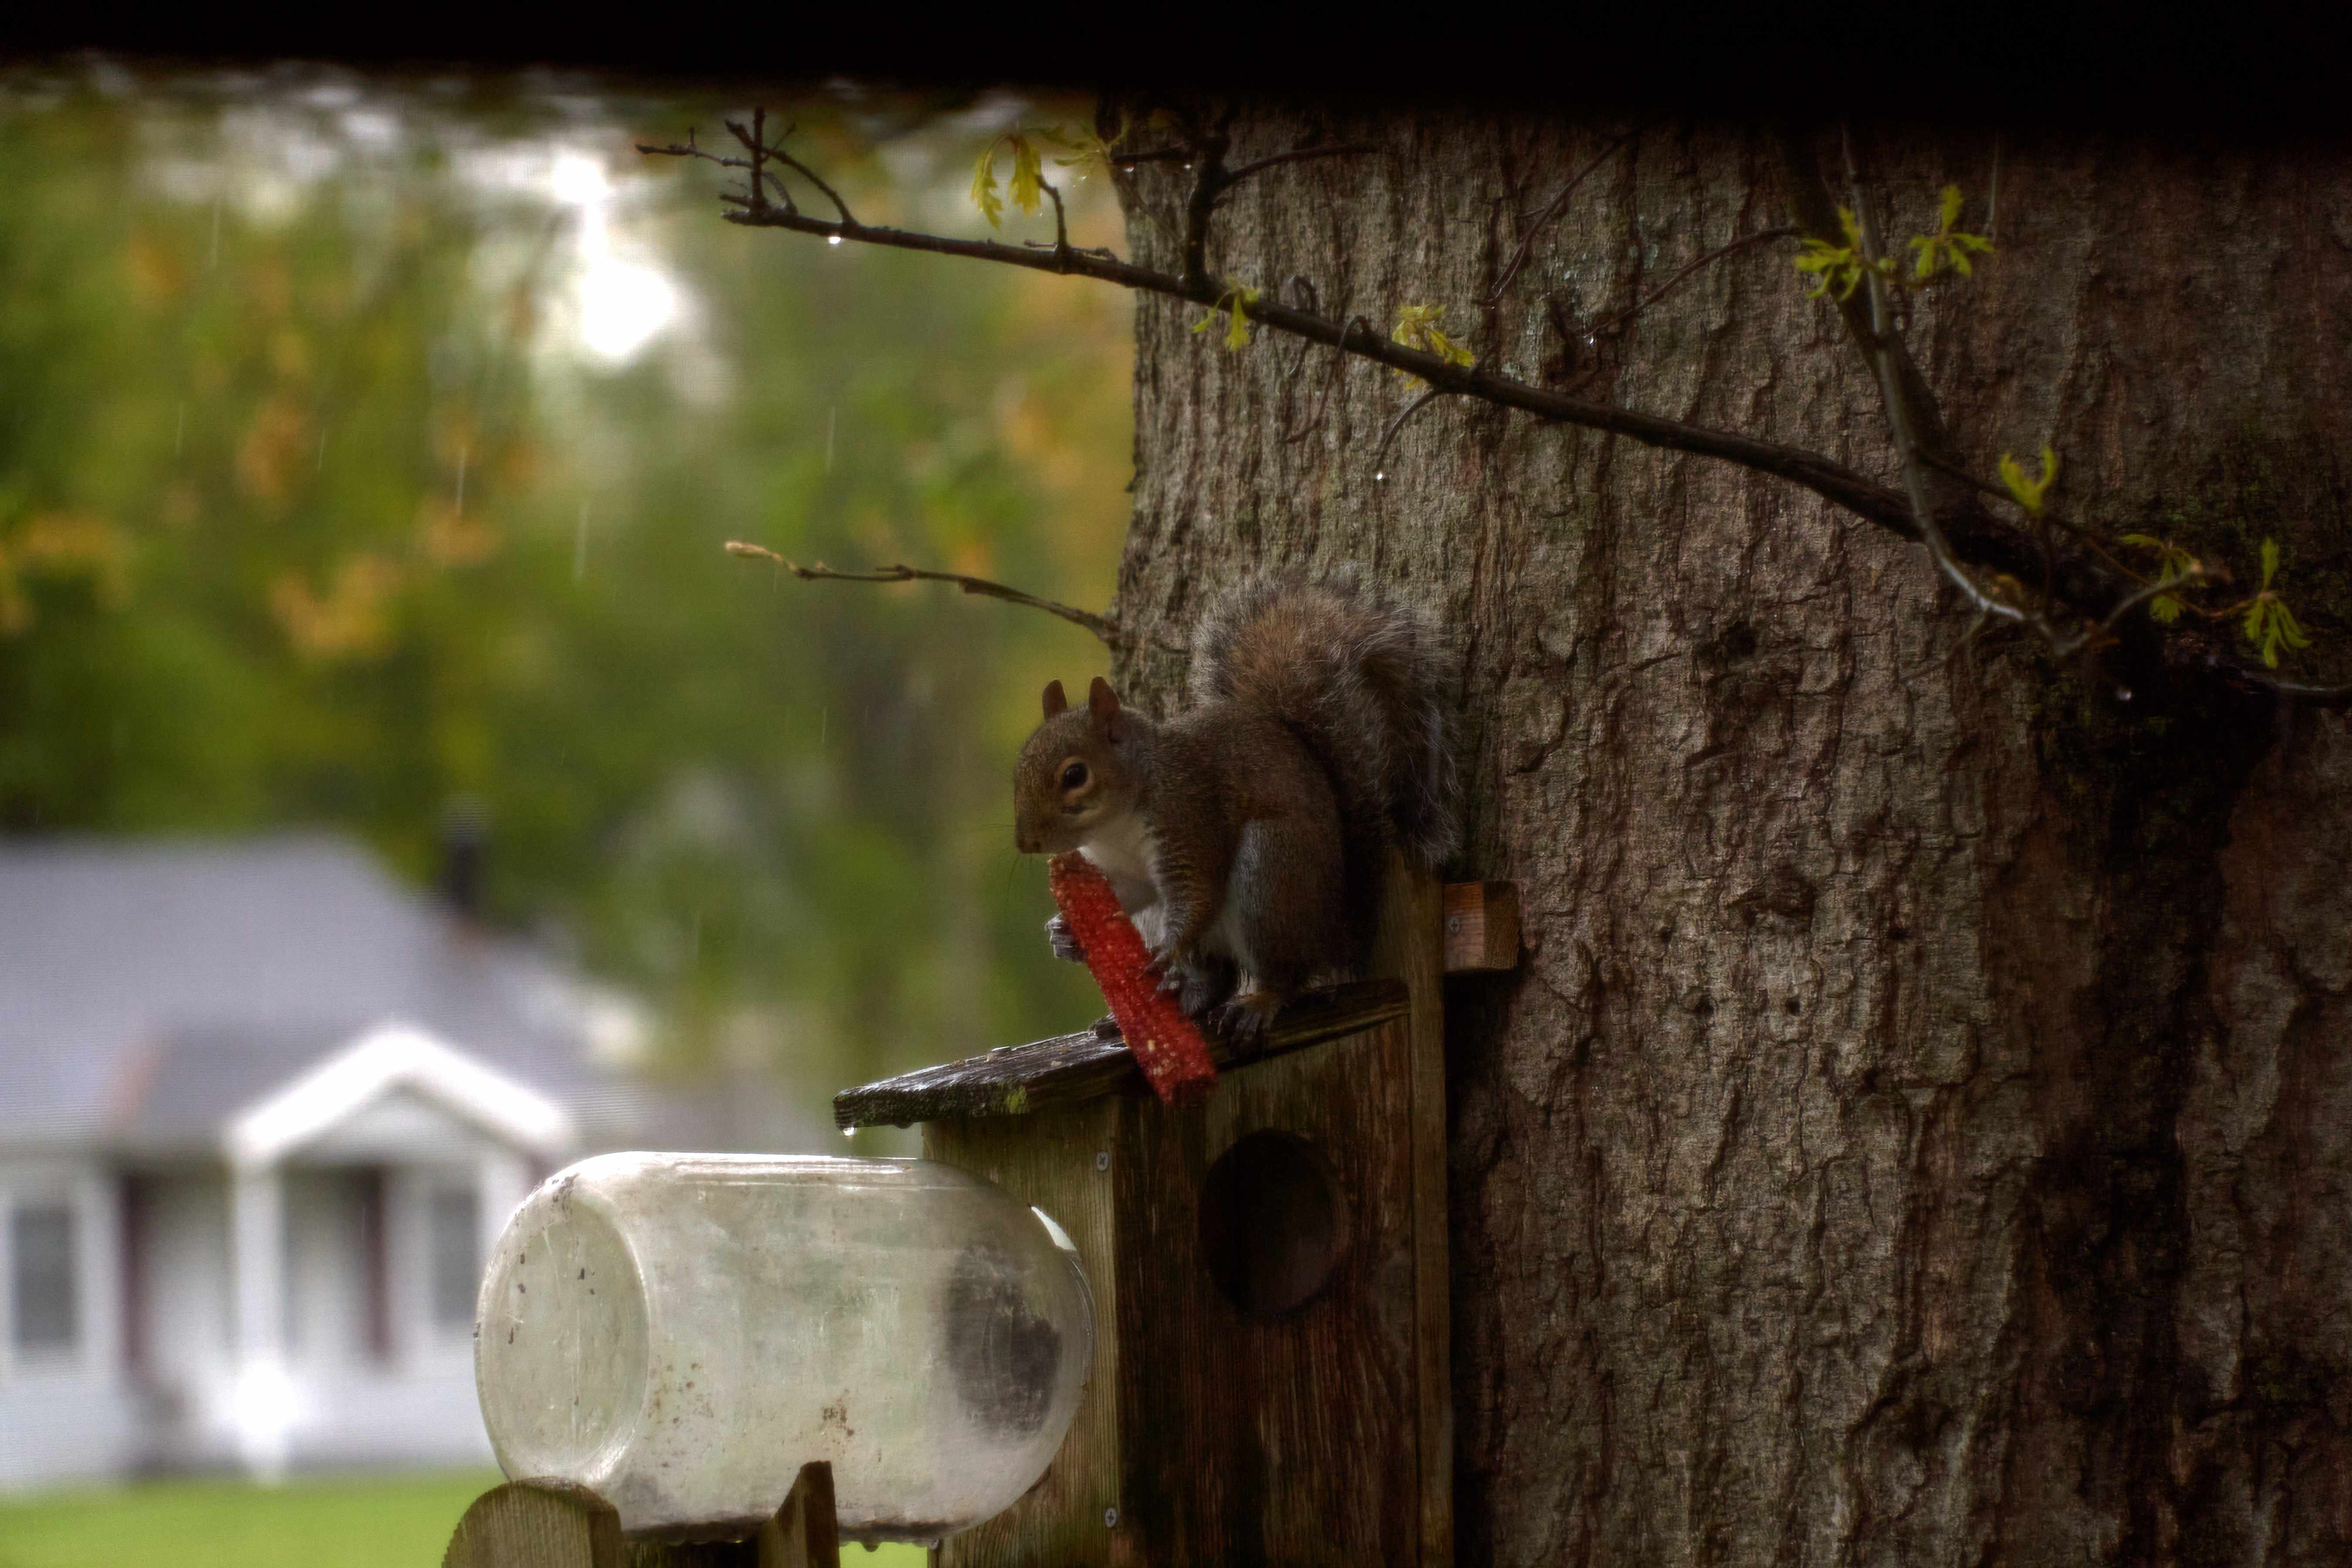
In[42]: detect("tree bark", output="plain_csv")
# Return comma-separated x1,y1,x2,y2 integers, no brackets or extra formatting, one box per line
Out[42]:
1109,109,2352,1567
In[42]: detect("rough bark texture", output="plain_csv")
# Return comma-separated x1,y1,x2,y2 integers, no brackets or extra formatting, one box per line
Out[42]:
1107,111,2352,1567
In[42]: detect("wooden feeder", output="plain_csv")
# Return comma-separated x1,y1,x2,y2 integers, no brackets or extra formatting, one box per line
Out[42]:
835,868,1520,1567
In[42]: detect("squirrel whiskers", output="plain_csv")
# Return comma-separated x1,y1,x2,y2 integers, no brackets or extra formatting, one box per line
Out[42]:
1013,571,1459,1042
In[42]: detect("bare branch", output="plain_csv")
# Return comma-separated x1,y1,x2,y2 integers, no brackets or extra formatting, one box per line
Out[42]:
708,194,1926,541
1840,137,2045,642
1178,126,1229,292
1586,226,1801,336
1218,141,1379,193
650,120,2339,703
723,542,1125,645
1485,128,1641,304
1373,385,1451,477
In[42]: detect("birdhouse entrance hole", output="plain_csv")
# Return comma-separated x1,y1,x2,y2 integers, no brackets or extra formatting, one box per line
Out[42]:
1199,1129,1351,1316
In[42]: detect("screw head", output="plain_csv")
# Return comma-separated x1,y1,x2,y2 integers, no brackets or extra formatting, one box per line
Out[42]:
1104,1507,1121,1528
1095,1150,1111,1172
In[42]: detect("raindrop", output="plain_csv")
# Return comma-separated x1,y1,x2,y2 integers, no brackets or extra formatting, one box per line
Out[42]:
574,502,590,582
316,429,328,474
208,199,221,271
174,402,186,460
841,1126,857,1140
2115,686,2133,703
827,235,841,247
826,405,836,473
454,446,468,517
1373,471,1386,483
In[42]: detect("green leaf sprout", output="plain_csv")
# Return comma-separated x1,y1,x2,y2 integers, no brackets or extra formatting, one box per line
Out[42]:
1999,446,2060,517
1389,304,1475,377
2240,539,2313,669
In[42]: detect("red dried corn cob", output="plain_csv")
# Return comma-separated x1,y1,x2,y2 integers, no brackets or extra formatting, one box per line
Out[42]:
1048,851,1218,1106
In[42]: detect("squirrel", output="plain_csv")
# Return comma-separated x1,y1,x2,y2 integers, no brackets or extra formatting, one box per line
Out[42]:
1013,572,1460,1042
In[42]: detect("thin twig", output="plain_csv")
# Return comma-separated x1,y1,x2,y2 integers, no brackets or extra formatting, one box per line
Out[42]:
1485,128,1641,304
1218,141,1378,192
1372,385,1450,477
1841,133,2040,641
1178,125,1230,292
724,543,1125,645
1586,226,1800,336
1988,132,2002,248
654,127,2124,635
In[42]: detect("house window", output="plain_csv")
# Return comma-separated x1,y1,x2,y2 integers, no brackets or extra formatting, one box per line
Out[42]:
428,1189,480,1329
11,1203,78,1352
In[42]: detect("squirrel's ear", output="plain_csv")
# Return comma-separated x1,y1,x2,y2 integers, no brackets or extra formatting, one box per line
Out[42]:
1087,676,1123,737
1041,679,1068,719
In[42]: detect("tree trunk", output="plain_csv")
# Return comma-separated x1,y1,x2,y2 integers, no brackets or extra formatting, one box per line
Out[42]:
1109,109,2352,1567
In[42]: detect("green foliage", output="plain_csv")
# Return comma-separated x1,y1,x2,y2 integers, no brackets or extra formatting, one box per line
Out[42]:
2119,534,2203,622
1389,304,1474,375
0,77,1127,1105
2241,539,2313,668
970,132,1048,230
1792,208,1879,301
1794,187,1992,299
1909,185,1995,281
2000,445,2060,516
1193,282,1261,351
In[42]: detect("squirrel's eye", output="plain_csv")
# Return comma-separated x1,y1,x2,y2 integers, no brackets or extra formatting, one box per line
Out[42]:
1060,762,1089,791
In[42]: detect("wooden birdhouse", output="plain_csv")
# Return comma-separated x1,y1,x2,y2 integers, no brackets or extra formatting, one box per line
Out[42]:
834,865,1519,1567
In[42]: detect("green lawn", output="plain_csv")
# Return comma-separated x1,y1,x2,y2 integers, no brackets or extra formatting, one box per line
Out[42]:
0,1472,929,1568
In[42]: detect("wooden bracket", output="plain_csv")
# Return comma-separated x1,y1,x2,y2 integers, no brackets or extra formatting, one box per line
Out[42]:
1442,881,1520,973
442,1462,839,1568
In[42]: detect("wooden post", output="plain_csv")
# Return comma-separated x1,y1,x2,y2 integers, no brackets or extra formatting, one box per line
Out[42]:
443,1464,839,1568
923,1099,1129,1565
756,1463,841,1568
1382,861,1453,1567
443,1480,626,1568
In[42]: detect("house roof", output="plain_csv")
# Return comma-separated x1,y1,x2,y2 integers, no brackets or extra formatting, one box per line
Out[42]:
0,833,653,1157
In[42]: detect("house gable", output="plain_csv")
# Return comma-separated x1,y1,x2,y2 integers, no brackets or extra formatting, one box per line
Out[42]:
224,1023,576,1170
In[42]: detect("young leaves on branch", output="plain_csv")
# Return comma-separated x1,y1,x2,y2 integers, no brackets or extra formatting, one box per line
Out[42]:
1390,304,1475,378
1999,445,2060,516
2240,539,2313,669
2119,534,2203,622
1794,187,1992,299
970,133,1047,230
1793,208,1880,301
1193,283,1261,351
1910,185,1995,281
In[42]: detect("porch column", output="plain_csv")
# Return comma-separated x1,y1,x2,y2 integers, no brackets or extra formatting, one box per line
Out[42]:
227,1159,292,1482
476,1149,533,1284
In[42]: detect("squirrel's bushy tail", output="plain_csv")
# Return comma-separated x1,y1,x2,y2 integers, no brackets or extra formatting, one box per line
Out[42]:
1191,571,1461,871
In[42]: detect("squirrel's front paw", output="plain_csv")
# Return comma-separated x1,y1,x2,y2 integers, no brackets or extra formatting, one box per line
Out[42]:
1144,943,1191,994
1045,913,1086,963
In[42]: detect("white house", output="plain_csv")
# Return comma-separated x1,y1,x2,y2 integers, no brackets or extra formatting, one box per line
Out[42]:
0,833,818,1491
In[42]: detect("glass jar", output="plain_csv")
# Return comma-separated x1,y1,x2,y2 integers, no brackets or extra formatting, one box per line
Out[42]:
474,1152,1094,1543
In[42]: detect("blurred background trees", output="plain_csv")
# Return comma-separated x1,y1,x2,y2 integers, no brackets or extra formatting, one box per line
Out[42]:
0,62,1130,1126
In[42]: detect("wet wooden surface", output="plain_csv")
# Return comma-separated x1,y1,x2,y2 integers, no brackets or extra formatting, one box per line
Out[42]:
833,979,1407,1129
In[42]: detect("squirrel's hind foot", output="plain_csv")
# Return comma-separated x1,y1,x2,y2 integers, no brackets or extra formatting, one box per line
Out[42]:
1212,990,1284,1048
